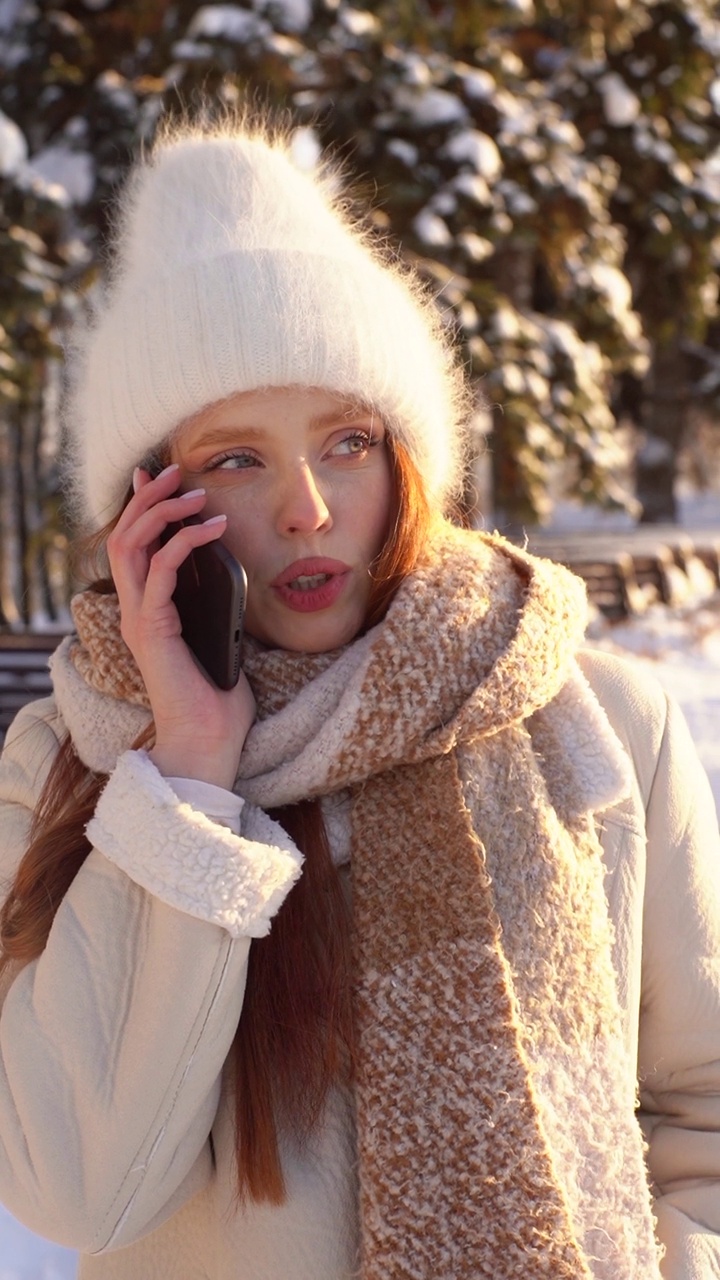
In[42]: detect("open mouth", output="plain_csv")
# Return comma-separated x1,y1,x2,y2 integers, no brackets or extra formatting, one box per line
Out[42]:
288,573,333,591
272,562,350,613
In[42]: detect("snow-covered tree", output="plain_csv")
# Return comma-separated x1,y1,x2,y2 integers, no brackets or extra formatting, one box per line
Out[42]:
550,0,720,520
160,0,652,527
0,0,718,621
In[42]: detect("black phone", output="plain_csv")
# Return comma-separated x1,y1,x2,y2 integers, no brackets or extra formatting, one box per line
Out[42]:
163,515,247,690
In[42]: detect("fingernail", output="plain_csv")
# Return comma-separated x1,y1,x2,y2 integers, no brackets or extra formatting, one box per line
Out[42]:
158,463,180,479
132,467,141,494
179,487,206,500
203,514,227,526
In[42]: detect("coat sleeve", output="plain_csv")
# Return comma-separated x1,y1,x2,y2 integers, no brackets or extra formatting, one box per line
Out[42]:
632,682,720,1278
0,699,302,1254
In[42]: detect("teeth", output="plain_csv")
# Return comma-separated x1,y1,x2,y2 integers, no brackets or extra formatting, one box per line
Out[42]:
289,573,331,590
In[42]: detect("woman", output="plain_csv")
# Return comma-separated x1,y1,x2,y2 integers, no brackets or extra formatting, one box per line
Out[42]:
0,114,719,1280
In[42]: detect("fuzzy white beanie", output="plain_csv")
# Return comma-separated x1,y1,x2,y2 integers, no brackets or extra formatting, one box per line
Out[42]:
64,121,469,528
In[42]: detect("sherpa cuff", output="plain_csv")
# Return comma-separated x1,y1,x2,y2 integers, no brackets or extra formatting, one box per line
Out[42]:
85,749,303,938
165,776,244,832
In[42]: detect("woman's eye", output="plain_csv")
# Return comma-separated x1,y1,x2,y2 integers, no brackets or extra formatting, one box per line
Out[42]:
206,451,260,472
330,432,373,458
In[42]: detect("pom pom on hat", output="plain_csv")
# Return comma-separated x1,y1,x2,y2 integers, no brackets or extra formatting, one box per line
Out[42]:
64,117,470,528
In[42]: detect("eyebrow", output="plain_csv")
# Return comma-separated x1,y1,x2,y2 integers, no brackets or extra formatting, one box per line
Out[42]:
182,407,376,452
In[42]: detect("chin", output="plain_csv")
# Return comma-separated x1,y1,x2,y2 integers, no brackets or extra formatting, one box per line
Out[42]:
253,610,364,654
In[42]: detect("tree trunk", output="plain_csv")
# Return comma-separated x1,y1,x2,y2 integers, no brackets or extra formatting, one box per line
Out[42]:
636,339,689,525
0,404,25,629
0,356,71,631
21,375,54,628
489,242,538,532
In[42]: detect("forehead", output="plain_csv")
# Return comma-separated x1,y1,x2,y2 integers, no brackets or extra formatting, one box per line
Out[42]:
172,387,375,446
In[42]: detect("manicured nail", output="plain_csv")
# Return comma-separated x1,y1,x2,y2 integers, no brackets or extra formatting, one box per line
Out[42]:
157,463,180,479
203,514,227,526
179,487,206,500
132,467,141,494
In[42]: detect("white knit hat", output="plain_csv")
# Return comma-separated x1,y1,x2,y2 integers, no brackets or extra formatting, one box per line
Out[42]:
65,120,469,528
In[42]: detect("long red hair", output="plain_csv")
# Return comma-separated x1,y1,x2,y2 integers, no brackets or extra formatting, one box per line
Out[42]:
0,436,432,1202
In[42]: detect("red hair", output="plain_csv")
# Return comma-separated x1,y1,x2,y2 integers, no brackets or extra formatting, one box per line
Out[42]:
0,436,432,1202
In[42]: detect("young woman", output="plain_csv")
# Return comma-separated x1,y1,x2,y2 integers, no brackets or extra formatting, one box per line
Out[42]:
0,115,719,1280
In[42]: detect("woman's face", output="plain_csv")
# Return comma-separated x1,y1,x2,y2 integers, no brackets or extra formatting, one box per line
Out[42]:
171,387,394,653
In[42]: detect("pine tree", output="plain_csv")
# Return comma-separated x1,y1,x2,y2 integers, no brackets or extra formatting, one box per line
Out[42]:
1,0,718,624
551,0,720,521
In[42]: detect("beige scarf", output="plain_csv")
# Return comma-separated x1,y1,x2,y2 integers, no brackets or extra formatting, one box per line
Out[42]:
66,523,662,1279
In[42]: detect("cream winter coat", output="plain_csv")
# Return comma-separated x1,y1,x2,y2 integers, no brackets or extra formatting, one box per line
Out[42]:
0,648,719,1279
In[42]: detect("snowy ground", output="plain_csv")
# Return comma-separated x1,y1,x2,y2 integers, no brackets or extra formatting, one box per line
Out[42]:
552,487,720,803
1,520,719,1277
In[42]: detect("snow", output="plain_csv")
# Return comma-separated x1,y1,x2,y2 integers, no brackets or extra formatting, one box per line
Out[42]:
95,70,137,113
256,0,312,33
500,182,538,217
413,208,452,246
394,87,467,128
386,138,418,168
584,262,633,314
0,111,27,177
26,145,94,205
399,54,431,88
0,0,23,31
170,38,215,59
337,7,378,37
452,171,492,206
187,5,269,42
599,73,642,128
458,231,494,262
442,129,502,181
460,68,495,102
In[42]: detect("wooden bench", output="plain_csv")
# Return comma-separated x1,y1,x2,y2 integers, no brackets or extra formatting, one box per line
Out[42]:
0,632,65,743
525,527,720,619
539,552,645,622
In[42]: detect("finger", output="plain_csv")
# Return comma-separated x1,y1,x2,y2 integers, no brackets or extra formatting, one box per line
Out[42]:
116,514,228,653
114,488,210,560
108,490,211,600
112,463,182,538
108,487,210,618
113,506,225,621
141,515,228,614
150,513,228,571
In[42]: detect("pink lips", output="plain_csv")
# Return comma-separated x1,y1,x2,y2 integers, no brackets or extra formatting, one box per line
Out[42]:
270,558,351,613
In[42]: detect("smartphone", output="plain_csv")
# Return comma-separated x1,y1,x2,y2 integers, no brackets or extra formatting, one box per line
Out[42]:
163,515,247,690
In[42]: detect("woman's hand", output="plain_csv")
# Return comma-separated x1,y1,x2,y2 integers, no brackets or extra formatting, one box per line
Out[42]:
106,463,256,789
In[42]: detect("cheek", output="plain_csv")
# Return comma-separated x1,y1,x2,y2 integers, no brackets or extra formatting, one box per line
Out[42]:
207,494,263,575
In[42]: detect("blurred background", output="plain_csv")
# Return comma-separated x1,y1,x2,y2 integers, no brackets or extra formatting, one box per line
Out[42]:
0,0,719,631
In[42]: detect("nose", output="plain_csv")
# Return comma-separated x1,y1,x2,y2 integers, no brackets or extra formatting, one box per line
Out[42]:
276,462,332,536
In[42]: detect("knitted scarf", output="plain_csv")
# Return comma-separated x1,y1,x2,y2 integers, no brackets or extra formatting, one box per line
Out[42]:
63,524,662,1280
